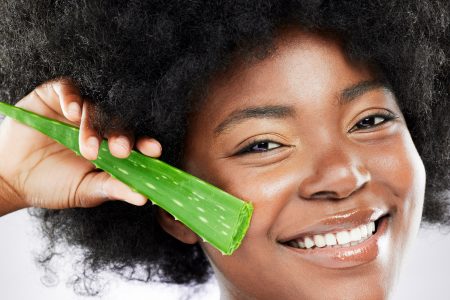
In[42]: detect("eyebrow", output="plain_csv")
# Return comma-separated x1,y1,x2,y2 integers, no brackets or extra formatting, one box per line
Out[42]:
214,79,390,135
339,80,389,105
214,105,295,135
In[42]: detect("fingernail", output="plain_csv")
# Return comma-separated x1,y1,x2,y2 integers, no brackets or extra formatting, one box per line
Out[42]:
87,136,99,149
68,102,81,118
149,141,162,155
115,136,129,151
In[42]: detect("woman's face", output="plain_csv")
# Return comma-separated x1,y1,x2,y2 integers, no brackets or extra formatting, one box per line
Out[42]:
180,29,425,300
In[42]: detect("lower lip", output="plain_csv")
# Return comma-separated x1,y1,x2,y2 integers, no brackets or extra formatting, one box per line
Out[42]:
280,216,390,269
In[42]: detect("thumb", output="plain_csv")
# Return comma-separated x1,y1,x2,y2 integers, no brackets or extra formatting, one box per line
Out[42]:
75,171,148,208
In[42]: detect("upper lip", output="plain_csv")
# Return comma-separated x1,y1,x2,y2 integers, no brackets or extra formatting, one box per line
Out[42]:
278,207,388,243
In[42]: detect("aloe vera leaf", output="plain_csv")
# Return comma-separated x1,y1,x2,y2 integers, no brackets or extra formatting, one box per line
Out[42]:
0,101,253,255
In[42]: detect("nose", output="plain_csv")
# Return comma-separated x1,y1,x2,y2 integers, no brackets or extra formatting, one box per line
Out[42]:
297,147,371,200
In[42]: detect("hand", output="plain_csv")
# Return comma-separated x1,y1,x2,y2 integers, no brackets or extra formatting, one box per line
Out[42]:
0,78,162,212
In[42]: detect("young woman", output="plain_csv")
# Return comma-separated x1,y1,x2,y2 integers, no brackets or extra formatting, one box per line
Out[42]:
0,1,448,299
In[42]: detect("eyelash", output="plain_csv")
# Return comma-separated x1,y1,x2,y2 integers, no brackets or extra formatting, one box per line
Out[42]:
348,111,398,133
236,139,282,155
236,111,399,155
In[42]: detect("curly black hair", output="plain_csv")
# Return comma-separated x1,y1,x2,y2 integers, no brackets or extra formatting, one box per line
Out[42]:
0,0,448,296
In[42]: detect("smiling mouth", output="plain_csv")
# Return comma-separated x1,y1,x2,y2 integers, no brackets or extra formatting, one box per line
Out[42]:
282,218,381,249
278,208,391,269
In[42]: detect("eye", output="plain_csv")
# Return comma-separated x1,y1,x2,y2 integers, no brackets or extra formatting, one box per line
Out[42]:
237,140,282,155
349,111,398,133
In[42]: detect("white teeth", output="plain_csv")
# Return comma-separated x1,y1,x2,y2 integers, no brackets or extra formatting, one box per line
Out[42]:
286,219,380,249
336,231,351,245
350,227,362,242
360,224,368,238
304,237,315,249
324,233,337,246
313,235,326,248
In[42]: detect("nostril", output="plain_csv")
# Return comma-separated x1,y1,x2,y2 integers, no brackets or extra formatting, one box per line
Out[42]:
309,191,340,200
306,181,368,201
302,182,367,200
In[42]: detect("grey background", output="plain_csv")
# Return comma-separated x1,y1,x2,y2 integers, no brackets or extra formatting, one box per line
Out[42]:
1,209,449,300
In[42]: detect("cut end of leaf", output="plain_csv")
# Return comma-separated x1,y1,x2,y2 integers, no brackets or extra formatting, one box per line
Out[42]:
225,201,254,255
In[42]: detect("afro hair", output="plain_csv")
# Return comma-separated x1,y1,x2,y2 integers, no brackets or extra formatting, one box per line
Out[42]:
0,0,448,295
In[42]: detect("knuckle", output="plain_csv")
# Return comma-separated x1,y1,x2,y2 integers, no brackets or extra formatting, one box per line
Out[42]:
99,173,111,199
71,180,84,208
77,195,88,208
72,172,94,208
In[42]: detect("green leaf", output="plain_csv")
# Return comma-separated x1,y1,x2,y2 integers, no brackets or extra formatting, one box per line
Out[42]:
0,101,253,255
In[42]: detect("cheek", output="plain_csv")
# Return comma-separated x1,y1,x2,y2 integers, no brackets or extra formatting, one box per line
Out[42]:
366,131,425,213
206,162,298,241
366,131,426,269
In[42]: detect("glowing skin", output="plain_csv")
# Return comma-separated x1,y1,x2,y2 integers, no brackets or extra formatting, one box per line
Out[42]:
158,29,425,300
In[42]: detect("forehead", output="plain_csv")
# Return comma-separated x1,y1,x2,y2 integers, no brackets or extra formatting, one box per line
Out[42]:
191,29,375,129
